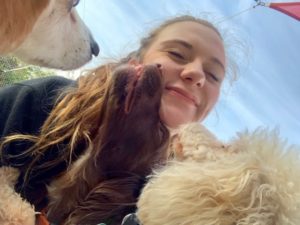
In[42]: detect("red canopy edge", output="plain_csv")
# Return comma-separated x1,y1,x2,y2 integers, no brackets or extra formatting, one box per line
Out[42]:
267,2,300,21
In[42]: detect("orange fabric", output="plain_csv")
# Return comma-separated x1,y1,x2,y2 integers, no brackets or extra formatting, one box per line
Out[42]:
36,210,50,225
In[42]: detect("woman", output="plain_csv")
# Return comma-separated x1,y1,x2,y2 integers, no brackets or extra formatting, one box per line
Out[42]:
0,15,228,225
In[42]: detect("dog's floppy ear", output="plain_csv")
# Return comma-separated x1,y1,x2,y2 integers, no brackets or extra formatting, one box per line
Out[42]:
30,0,49,14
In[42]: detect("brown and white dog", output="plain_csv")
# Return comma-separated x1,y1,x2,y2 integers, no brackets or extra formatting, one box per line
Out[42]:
0,0,99,70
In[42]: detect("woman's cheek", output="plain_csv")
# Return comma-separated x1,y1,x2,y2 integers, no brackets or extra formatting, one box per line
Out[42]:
159,96,197,129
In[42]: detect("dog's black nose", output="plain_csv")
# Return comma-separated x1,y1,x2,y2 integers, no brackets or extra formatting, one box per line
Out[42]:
91,41,100,56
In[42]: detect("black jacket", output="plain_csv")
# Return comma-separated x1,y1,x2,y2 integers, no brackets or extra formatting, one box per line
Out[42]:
0,76,76,209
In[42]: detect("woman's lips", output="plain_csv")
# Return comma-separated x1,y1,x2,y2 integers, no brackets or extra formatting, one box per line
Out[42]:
165,86,198,106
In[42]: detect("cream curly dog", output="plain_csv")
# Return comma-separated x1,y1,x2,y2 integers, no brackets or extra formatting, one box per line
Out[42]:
0,167,35,225
136,123,300,225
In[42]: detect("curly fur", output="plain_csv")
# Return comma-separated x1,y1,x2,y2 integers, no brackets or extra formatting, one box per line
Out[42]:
137,123,300,225
0,167,35,225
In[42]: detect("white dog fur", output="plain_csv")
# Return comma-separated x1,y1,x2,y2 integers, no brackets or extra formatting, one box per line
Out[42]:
137,123,300,225
0,0,99,70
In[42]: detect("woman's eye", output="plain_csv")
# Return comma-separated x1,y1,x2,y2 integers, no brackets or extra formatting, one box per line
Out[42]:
72,0,80,7
207,72,220,82
168,51,185,60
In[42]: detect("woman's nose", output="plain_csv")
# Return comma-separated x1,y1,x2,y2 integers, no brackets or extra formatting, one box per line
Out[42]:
180,63,206,88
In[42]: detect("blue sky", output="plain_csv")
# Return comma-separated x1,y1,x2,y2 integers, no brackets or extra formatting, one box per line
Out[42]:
75,0,300,146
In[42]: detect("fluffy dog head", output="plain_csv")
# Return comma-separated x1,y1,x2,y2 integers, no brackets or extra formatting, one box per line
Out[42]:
136,123,300,225
0,0,99,70
47,64,170,225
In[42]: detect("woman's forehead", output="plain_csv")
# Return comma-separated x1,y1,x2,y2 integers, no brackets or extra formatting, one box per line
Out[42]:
156,21,222,44
154,21,226,65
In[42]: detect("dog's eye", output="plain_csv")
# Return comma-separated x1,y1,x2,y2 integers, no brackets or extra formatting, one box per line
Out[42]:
72,0,80,7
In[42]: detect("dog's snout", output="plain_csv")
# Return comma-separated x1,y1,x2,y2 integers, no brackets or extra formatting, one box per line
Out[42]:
91,40,100,56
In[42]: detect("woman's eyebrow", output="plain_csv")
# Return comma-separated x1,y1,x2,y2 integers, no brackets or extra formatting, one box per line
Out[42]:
161,39,193,49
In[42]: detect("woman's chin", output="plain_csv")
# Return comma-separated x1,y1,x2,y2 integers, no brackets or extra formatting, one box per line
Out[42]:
159,103,196,129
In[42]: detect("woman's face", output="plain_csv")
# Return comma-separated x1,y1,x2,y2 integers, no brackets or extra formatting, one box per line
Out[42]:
141,21,226,129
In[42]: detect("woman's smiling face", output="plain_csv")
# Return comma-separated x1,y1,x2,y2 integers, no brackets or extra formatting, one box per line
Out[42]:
141,21,226,129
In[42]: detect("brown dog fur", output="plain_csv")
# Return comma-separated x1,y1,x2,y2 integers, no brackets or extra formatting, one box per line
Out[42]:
46,64,170,225
0,0,48,54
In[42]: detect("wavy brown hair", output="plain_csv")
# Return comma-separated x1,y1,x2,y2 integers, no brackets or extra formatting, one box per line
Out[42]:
0,15,224,224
